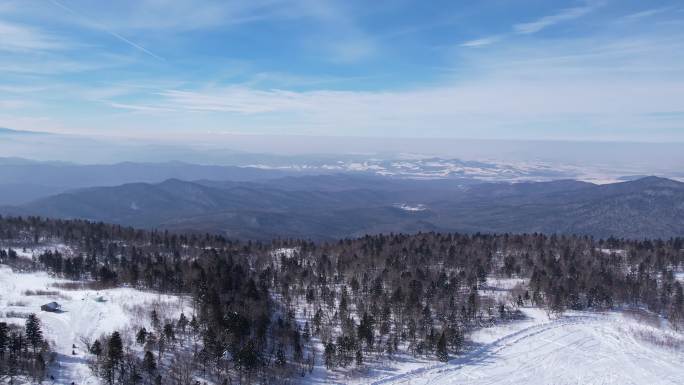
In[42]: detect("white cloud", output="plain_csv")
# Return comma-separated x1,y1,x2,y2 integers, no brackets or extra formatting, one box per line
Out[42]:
109,102,174,113
0,52,132,75
622,7,673,21
461,36,500,47
514,4,597,34
109,29,683,141
3,0,683,143
100,0,284,31
0,20,66,52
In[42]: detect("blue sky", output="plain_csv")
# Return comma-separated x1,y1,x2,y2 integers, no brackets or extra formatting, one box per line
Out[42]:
1,0,683,144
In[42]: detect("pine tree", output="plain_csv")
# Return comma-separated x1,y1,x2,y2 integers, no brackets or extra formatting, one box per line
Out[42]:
163,323,175,342
324,342,336,369
108,332,124,365
90,339,103,356
136,327,147,345
34,353,46,382
436,331,448,362
448,327,464,353
105,332,124,385
0,322,8,359
189,315,199,335
234,340,261,375
143,350,156,374
275,345,286,367
177,313,188,333
25,314,43,353
151,309,160,331
357,312,375,348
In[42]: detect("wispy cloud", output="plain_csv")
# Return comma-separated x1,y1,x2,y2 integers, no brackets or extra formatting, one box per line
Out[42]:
461,36,500,48
0,20,66,52
2,0,683,143
109,102,174,113
0,52,132,75
92,0,286,31
623,7,673,21
514,4,597,34
100,25,682,141
460,3,599,52
47,0,164,60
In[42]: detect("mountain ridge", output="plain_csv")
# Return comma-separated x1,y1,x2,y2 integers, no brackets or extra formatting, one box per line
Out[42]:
3,176,683,240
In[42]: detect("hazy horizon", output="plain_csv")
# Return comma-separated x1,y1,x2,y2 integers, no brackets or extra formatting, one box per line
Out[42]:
1,127,684,173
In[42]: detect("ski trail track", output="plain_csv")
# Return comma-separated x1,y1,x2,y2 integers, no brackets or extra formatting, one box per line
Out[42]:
372,313,682,385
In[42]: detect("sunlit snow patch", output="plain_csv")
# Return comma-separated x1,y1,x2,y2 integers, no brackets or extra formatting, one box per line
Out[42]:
394,203,427,211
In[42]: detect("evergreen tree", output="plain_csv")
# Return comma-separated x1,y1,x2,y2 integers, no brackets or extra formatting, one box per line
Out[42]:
436,331,448,362
275,345,286,367
163,323,175,342
143,350,156,374
105,332,124,385
150,310,160,331
90,340,103,356
0,322,8,359
177,313,188,333
136,327,147,345
234,340,261,375
108,332,124,365
189,316,199,335
324,342,336,369
25,314,43,353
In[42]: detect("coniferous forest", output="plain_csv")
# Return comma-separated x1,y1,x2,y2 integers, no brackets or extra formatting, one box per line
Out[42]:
0,216,682,384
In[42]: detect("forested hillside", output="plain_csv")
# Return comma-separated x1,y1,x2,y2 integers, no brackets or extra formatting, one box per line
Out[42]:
6,176,684,240
0,216,682,384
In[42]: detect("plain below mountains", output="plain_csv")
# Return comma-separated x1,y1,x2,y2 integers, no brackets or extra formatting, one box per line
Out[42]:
3,175,683,240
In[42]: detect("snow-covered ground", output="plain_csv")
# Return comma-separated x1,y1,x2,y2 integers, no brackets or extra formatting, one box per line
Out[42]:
302,277,683,385
366,308,683,385
393,203,427,212
301,308,682,385
2,259,681,385
245,157,682,184
0,264,186,385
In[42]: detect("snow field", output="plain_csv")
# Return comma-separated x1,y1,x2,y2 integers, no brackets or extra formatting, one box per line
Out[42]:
295,276,683,385
0,263,187,385
366,309,683,385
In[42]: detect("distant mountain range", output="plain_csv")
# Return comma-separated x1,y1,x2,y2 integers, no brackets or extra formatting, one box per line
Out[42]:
3,174,683,240
0,127,46,135
0,158,302,205
4,156,682,206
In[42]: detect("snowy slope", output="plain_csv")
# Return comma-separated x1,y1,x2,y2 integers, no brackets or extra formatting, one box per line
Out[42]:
2,258,681,385
367,309,683,385
296,276,683,385
0,264,187,385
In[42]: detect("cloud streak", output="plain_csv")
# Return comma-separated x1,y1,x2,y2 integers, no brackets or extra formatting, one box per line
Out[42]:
0,20,66,52
2,0,683,144
100,26,684,142
461,36,500,47
47,0,164,60
514,4,597,34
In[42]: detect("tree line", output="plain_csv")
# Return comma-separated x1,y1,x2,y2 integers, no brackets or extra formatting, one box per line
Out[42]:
0,216,682,384
0,314,50,384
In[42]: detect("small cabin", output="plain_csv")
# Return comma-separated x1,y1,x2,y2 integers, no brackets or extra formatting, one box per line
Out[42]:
41,302,61,312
